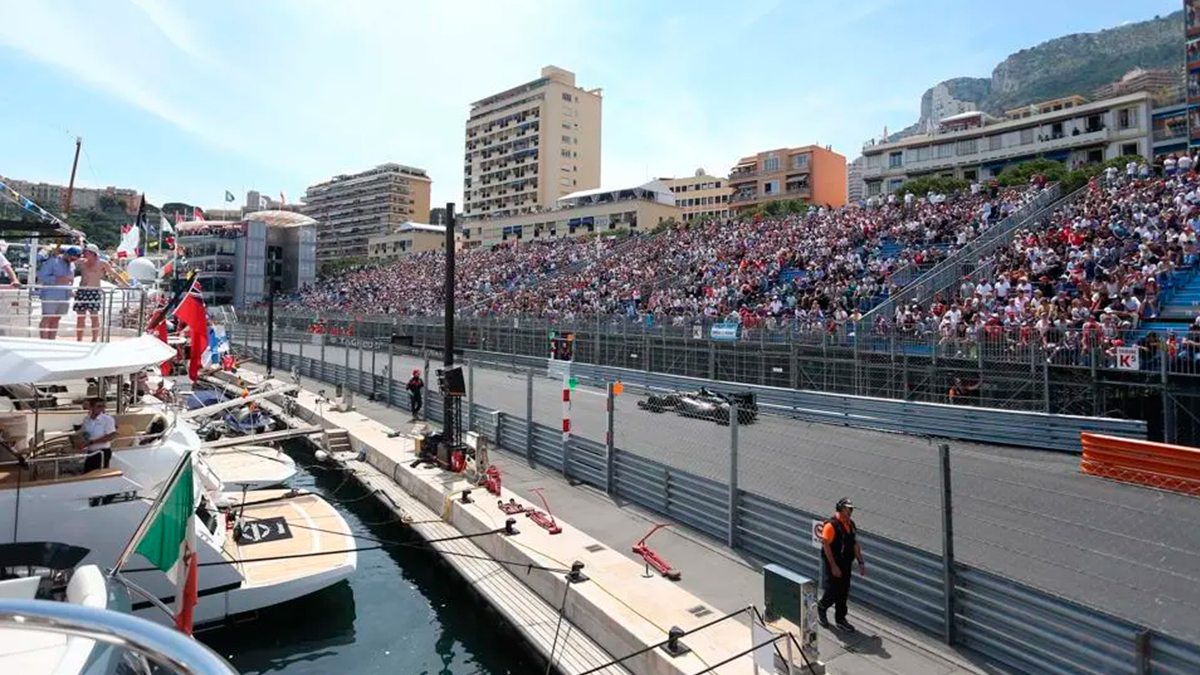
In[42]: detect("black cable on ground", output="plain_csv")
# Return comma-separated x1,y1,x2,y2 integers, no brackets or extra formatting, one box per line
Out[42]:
575,606,752,675
120,523,574,575
544,581,571,675
690,635,785,675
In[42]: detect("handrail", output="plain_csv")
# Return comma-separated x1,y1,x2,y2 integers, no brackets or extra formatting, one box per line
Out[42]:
859,185,1062,326
0,597,239,675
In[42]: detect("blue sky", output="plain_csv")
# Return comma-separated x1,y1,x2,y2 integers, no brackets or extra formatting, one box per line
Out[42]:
0,0,1182,212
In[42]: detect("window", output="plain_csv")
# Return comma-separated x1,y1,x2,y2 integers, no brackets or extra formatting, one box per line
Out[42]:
561,148,572,158
935,144,953,159
888,151,903,168
1087,149,1103,164
988,135,1002,151
963,170,977,181
562,135,571,143
887,178,904,191
764,155,780,171
562,93,572,101
956,139,977,155
560,177,572,186
1020,128,1034,145
792,154,810,170
1118,108,1139,129
1122,142,1139,157
866,155,882,169
764,180,779,195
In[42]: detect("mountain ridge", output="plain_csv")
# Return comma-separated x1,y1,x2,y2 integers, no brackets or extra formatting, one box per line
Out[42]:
887,11,1183,142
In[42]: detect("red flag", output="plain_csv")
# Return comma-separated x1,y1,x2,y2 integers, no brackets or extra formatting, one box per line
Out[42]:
174,548,198,635
173,281,209,381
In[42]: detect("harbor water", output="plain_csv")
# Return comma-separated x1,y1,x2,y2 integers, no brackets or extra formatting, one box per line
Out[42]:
198,440,538,674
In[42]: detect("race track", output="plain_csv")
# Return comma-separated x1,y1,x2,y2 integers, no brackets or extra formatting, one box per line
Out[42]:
273,339,1200,640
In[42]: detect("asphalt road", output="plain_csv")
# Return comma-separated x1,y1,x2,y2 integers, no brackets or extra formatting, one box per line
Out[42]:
272,338,1200,641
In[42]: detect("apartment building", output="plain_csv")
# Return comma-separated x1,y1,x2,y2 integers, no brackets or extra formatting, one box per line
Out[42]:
0,176,138,215
367,222,460,260
659,172,732,222
302,163,431,267
727,145,848,212
847,157,866,204
860,92,1153,196
1004,95,1090,121
1094,68,1179,101
465,179,679,247
463,66,602,221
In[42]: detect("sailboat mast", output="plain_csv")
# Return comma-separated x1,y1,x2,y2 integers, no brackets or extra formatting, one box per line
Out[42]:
63,136,82,217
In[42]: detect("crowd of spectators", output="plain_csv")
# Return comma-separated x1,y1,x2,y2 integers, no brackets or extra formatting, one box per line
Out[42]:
289,184,1038,331
883,169,1200,371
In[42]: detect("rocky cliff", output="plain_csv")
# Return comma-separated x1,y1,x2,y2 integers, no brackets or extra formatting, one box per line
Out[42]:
888,11,1183,142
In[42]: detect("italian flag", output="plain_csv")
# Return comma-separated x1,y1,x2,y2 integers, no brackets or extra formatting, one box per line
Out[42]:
134,456,199,634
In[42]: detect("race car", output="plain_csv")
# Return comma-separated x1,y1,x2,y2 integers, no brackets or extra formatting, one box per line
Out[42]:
637,387,759,425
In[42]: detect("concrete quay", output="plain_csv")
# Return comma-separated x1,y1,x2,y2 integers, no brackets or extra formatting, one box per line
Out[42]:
225,366,996,675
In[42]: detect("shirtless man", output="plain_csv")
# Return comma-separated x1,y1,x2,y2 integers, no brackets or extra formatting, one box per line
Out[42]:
75,243,124,342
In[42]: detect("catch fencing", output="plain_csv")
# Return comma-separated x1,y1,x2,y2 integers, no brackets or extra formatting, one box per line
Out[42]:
236,330,1200,675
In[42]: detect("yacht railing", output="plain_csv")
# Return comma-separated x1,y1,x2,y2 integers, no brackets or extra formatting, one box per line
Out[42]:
0,283,148,341
0,410,181,483
0,597,239,675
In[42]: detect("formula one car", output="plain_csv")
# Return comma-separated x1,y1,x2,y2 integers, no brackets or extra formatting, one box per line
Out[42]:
637,387,759,425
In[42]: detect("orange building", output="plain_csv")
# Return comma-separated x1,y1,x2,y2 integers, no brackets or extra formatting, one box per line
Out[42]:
727,145,847,212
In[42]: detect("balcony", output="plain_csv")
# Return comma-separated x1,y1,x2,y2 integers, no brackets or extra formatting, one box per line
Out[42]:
861,127,1115,178
728,169,761,183
730,192,758,204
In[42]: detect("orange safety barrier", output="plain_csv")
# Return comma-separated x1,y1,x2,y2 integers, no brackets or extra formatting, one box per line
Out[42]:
1080,433,1200,497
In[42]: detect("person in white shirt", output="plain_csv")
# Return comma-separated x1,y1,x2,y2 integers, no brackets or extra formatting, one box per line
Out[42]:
1179,154,1193,174
80,398,118,473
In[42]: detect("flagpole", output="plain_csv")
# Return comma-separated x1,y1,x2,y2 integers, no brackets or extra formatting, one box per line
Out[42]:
110,449,193,576
147,269,197,331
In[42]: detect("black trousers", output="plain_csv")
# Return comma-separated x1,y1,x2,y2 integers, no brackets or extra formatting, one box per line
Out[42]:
83,448,112,473
819,567,853,622
409,392,422,415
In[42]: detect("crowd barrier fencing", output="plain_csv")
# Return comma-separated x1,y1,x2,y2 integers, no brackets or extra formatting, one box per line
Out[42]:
237,337,1200,675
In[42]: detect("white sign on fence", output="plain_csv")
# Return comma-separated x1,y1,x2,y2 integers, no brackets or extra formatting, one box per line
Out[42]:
811,519,825,549
1115,346,1139,371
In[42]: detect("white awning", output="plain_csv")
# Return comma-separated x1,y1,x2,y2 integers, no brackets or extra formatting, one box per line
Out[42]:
0,335,176,385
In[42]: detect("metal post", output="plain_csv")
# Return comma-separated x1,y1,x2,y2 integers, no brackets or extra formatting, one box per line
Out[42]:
525,369,534,464
939,443,957,646
1042,356,1050,413
467,360,475,431
357,322,364,376
320,330,326,378
1161,352,1175,444
387,343,395,407
1135,630,1151,675
443,204,457,444
298,331,305,376
265,290,275,376
728,404,739,549
605,381,615,495
422,354,430,421
344,331,351,391
371,341,377,399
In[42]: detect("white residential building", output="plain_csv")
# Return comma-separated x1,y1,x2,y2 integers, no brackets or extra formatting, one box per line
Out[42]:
860,92,1153,196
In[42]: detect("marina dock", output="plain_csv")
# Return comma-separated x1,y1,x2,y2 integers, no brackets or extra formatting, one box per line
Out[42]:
220,367,988,675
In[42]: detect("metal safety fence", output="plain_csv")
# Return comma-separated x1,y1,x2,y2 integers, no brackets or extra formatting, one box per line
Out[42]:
237,332,1200,675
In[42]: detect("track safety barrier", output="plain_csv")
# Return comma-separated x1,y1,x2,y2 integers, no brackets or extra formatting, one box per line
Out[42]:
241,340,1200,675
1080,432,1200,496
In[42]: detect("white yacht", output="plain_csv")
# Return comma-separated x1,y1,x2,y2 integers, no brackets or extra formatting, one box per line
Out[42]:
0,337,357,629
0,553,238,674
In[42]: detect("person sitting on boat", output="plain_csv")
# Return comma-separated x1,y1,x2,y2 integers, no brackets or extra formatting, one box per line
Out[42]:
80,398,117,473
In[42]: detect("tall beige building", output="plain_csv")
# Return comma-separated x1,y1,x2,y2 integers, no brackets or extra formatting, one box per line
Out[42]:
463,66,602,224
302,163,431,267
